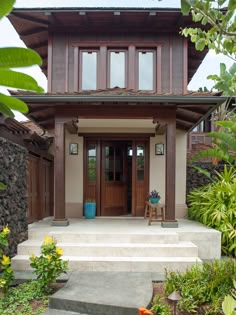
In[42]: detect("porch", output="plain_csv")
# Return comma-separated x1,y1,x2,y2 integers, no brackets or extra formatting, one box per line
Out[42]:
12,217,221,273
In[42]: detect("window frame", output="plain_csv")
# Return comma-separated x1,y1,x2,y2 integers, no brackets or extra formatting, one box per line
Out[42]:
107,49,128,89
136,48,156,92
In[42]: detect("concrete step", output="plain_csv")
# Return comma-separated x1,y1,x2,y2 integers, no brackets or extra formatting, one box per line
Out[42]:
28,231,180,244
12,254,202,273
42,310,83,315
17,241,198,257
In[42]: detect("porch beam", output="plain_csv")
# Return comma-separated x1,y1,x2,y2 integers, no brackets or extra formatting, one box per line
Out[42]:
52,116,69,226
162,116,178,228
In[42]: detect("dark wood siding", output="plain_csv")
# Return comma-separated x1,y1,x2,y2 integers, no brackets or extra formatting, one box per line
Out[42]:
51,34,185,93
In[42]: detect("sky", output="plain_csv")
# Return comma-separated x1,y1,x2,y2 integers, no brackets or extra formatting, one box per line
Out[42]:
0,0,233,121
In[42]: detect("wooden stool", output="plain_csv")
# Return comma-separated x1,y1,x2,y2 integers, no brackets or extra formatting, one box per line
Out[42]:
144,201,165,225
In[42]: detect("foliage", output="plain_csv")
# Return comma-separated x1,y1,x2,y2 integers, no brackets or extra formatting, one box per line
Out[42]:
181,0,236,95
0,0,43,118
0,226,14,294
30,236,68,292
192,118,236,165
222,280,236,315
165,259,236,314
149,190,161,199
188,165,236,257
0,280,48,315
150,296,171,315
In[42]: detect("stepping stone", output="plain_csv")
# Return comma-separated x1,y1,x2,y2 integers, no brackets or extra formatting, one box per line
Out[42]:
47,272,154,315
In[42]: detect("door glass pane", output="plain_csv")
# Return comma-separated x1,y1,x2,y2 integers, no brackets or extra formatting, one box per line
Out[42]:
105,146,114,157
88,157,96,169
136,156,144,169
136,145,144,156
115,159,122,172
82,52,97,90
105,158,114,170
138,52,153,90
127,147,133,156
88,168,96,182
115,172,122,181
105,171,114,181
110,52,125,88
88,145,96,157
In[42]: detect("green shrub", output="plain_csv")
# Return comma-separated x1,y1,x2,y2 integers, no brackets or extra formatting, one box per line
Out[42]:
164,259,236,315
188,165,236,257
29,236,68,292
150,296,171,315
0,226,14,294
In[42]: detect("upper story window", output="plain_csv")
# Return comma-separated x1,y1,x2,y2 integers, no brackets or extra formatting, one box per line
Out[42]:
109,50,126,88
80,51,97,90
138,50,155,91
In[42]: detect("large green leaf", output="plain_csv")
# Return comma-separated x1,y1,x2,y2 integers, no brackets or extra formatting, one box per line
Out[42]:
0,0,15,19
0,47,42,68
0,102,14,118
0,69,44,92
181,0,191,15
0,93,28,114
208,131,236,151
191,148,230,162
222,295,236,315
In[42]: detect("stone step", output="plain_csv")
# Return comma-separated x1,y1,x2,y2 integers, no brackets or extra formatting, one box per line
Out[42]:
17,241,198,257
12,255,202,273
42,310,83,315
28,231,180,244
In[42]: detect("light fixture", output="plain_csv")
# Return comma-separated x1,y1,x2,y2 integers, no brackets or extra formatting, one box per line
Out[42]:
155,143,164,155
168,291,182,315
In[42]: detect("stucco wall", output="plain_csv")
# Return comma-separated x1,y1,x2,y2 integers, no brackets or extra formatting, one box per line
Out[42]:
65,126,187,218
149,130,187,218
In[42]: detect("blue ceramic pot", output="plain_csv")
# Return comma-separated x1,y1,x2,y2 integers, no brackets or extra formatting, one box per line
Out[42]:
84,202,96,219
149,197,160,204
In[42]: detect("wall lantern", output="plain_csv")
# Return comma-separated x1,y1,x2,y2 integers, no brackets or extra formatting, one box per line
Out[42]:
168,291,182,315
69,143,78,155
155,143,164,155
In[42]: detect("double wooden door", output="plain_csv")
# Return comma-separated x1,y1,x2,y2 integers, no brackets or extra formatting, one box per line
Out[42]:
84,139,149,216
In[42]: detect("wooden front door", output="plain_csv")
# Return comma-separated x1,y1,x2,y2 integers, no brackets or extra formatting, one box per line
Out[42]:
101,142,127,216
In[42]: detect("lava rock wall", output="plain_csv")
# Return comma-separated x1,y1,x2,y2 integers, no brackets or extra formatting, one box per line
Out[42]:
0,137,28,256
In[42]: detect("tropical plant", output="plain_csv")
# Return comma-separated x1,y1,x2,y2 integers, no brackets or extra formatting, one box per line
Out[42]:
192,117,236,165
0,226,14,294
181,0,236,96
0,0,43,118
165,259,236,314
29,236,68,292
188,165,236,257
222,280,236,315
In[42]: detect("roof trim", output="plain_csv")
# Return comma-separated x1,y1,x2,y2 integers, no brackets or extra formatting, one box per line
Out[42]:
12,94,227,104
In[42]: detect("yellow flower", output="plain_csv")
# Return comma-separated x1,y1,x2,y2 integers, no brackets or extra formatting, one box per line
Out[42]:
2,226,10,236
0,279,6,287
30,254,36,262
2,255,10,266
46,255,52,261
56,247,63,256
44,236,54,245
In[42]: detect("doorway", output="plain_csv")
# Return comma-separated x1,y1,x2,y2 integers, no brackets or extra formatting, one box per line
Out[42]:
84,138,149,216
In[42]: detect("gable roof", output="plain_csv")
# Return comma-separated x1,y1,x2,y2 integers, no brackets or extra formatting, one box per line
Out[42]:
8,7,208,81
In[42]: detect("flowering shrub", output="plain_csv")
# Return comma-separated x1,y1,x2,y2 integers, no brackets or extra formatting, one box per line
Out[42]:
0,226,14,294
30,236,68,292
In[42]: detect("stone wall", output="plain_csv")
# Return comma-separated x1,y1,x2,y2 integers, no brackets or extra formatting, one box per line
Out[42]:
0,137,28,256
186,162,226,200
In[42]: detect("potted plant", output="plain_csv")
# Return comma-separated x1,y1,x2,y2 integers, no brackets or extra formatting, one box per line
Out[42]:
84,198,96,219
149,190,160,204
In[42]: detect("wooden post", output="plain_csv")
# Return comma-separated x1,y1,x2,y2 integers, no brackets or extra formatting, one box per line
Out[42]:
52,116,69,226
162,117,178,228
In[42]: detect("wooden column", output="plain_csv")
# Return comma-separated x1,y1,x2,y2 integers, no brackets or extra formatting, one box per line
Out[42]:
162,117,178,227
52,116,69,226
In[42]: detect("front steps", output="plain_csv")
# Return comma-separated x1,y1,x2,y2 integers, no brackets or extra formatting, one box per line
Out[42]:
12,230,202,273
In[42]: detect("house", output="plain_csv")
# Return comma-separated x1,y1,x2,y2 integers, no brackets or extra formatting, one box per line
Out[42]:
8,3,226,227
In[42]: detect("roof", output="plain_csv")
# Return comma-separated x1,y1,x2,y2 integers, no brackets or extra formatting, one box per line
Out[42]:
10,88,226,132
8,8,208,81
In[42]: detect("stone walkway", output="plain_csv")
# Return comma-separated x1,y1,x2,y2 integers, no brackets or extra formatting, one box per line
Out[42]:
42,271,165,315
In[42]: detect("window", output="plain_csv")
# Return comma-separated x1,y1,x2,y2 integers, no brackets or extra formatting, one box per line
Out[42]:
87,144,96,182
138,51,155,90
109,51,126,88
81,51,97,90
136,145,145,181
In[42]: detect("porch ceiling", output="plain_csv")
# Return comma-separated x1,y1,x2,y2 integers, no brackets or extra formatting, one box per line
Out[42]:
8,8,208,81
11,89,226,132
